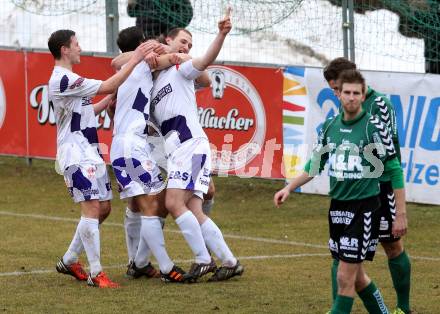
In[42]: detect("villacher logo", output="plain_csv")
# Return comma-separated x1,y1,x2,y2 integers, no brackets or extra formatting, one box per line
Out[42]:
196,66,266,172
30,84,55,125
0,77,6,129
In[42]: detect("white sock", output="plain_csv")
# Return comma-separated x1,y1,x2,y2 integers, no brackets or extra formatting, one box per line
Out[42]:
78,216,102,277
136,216,174,274
124,207,141,263
134,231,152,269
201,218,237,267
202,198,214,216
175,211,211,264
63,221,84,265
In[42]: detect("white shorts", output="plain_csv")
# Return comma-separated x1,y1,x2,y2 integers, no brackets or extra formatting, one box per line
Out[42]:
110,134,165,199
166,138,211,195
63,163,112,203
147,133,168,171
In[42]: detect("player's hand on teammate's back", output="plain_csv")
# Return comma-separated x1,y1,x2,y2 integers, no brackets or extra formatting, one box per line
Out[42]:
145,51,159,69
273,187,290,208
132,41,153,63
392,212,408,238
218,6,232,35
153,42,166,55
160,43,172,54
133,40,159,62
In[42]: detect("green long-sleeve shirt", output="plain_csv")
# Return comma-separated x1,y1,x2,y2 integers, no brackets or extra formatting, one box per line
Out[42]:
362,87,402,182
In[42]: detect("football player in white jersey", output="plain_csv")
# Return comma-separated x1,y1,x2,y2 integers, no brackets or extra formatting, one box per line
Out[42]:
112,29,219,277
110,26,189,282
48,29,153,288
151,8,244,282
144,33,217,216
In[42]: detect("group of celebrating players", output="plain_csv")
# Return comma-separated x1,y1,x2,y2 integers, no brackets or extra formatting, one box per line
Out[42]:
48,8,243,288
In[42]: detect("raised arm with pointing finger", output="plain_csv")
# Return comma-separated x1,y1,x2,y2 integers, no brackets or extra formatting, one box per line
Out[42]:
192,7,232,71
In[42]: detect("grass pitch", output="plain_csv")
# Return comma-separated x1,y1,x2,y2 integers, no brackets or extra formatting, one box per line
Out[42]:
0,156,439,313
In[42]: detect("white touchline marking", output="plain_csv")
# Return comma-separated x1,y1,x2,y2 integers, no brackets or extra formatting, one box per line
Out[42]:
0,254,330,277
0,211,327,248
1,210,439,261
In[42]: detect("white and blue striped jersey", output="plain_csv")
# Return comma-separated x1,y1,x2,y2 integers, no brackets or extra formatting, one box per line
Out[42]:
48,66,103,170
113,62,154,137
150,60,207,152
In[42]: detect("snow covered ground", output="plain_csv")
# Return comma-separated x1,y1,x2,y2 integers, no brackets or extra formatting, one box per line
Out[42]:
0,0,425,72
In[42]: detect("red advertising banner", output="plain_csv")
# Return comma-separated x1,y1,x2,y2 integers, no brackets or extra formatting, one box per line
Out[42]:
0,50,284,178
26,51,57,159
0,50,27,156
197,65,284,178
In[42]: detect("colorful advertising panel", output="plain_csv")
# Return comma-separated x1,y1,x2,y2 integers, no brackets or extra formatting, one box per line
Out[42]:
1,49,438,204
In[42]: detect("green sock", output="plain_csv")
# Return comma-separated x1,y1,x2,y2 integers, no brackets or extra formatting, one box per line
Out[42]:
331,295,353,314
388,250,411,313
358,281,389,314
331,259,339,302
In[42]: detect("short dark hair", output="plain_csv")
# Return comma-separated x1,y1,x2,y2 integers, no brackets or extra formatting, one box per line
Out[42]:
48,29,75,60
166,28,192,39
117,26,145,52
323,57,356,82
338,69,366,93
